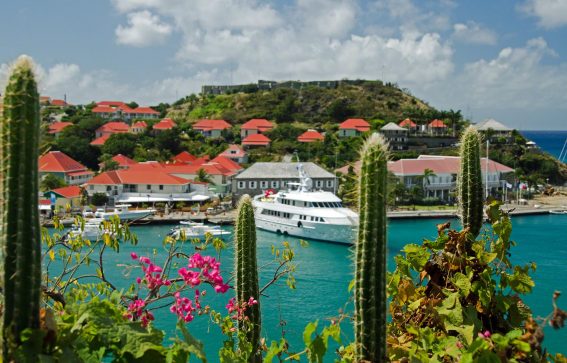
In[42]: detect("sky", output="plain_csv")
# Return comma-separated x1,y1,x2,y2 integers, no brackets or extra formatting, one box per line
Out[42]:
1,0,567,130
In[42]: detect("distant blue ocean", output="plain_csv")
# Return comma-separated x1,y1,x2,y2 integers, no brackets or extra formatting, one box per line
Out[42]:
521,130,567,161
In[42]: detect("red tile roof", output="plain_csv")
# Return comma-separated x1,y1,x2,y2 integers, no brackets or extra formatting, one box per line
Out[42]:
429,119,447,128
48,121,73,134
210,155,242,172
39,199,51,206
92,105,117,113
220,144,246,158
97,121,130,133
388,157,513,175
97,101,127,107
193,119,231,131
339,118,370,131
50,99,68,106
48,185,82,198
129,160,236,177
172,151,197,164
90,135,110,146
298,129,324,142
39,151,88,173
242,133,271,146
153,118,177,130
241,118,273,131
130,107,159,115
131,121,148,129
112,154,137,166
86,169,190,186
67,170,94,177
399,118,417,128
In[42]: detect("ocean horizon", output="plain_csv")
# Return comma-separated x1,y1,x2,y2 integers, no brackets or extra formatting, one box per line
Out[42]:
520,130,567,160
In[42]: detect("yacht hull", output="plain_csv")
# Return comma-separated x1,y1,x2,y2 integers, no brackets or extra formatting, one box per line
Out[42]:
255,216,356,244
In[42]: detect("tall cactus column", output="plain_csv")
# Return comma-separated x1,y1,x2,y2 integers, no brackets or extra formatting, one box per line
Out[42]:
354,133,389,362
458,126,483,237
1,55,42,358
234,195,261,361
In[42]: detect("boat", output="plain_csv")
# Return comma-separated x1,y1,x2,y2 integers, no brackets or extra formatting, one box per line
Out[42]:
549,210,567,215
168,221,231,239
66,218,116,241
91,204,155,222
252,163,359,244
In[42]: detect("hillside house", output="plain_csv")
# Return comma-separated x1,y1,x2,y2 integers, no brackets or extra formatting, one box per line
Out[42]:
242,133,271,148
219,144,248,164
99,154,137,170
130,121,148,134
399,118,418,133
428,119,447,135
380,122,408,150
172,151,198,164
193,119,231,138
473,119,514,143
95,121,130,138
48,121,73,138
39,151,93,185
153,118,177,132
240,118,273,138
297,129,324,143
92,101,159,121
338,118,370,137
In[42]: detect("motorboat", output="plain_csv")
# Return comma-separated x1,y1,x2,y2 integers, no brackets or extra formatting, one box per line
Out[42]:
549,209,567,215
252,163,358,244
66,218,115,241
92,204,155,222
168,221,231,240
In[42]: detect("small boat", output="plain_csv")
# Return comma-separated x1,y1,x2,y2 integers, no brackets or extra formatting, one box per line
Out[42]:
66,218,116,241
92,204,155,222
549,210,567,215
168,221,231,239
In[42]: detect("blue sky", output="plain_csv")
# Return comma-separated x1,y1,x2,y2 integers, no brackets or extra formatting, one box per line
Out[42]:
1,0,567,130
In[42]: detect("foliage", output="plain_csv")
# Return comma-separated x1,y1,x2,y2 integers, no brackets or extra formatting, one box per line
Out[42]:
41,173,68,191
1,55,42,360
91,192,109,206
101,133,138,158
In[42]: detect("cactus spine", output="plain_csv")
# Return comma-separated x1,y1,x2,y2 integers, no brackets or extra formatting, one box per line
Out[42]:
354,133,389,362
234,195,261,361
1,56,42,357
458,126,483,237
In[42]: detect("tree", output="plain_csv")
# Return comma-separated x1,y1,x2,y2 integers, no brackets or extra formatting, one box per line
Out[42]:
40,174,67,191
91,193,109,206
99,154,120,172
195,168,214,184
126,101,139,109
101,133,138,157
327,98,355,122
421,168,436,197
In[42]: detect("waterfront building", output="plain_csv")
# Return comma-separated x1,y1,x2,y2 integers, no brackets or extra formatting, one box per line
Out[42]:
473,119,514,143
297,129,324,143
338,118,370,137
219,144,248,163
39,151,94,185
43,185,83,210
240,118,273,138
380,122,408,150
233,162,336,199
193,119,231,138
242,133,271,148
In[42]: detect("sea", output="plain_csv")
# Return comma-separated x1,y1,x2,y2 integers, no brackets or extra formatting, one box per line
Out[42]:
521,130,567,161
74,214,566,360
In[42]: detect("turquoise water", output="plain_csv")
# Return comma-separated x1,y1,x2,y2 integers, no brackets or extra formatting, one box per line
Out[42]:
521,130,567,160
56,215,567,359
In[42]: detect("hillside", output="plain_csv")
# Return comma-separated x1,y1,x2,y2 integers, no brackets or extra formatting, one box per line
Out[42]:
166,80,456,127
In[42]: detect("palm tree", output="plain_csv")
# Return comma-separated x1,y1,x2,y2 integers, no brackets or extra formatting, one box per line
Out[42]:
422,168,436,198
195,168,214,184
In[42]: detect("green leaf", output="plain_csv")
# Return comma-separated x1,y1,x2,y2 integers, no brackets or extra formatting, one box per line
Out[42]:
508,266,535,294
451,272,471,297
403,244,430,271
176,320,207,362
303,321,318,346
264,339,286,363
476,350,500,363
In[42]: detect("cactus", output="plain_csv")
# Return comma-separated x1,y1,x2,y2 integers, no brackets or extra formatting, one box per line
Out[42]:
354,133,389,362
457,126,483,237
1,55,42,357
234,195,261,361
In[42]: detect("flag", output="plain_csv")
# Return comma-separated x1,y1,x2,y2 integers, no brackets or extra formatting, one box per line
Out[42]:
505,182,513,189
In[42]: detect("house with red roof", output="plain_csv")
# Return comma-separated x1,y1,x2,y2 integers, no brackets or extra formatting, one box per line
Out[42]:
153,118,177,132
193,119,231,138
98,154,137,170
127,107,160,120
210,155,242,173
241,118,273,138
48,121,73,138
130,121,148,134
50,99,68,107
39,151,93,185
90,134,111,146
95,121,130,138
92,101,160,121
242,133,271,148
172,151,197,164
338,118,370,137
219,144,248,163
297,129,324,143
91,105,119,118
428,119,447,135
43,185,84,209
337,155,514,202
399,118,418,132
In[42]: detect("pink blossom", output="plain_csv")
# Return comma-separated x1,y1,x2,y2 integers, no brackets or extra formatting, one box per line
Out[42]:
130,252,138,260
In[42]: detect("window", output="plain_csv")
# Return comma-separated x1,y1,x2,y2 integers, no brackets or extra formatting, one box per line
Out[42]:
159,185,164,190
249,181,257,189
326,180,334,188
271,181,279,188
89,185,94,190
260,181,268,188
315,180,323,188
106,186,111,191
147,185,151,190
238,181,245,189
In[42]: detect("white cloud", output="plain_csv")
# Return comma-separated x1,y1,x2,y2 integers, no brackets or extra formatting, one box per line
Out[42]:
452,22,497,45
520,0,567,28
115,10,172,47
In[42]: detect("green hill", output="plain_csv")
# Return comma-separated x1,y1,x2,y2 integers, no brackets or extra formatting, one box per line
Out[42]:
166,80,461,127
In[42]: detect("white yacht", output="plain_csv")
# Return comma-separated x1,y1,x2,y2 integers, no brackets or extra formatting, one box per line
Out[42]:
252,164,358,244
168,221,231,240
91,204,155,222
66,218,115,241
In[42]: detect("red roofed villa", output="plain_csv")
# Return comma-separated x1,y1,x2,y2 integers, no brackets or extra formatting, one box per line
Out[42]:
50,99,68,107
153,118,177,132
193,119,231,138
48,121,73,137
399,118,418,132
39,151,93,185
428,119,447,135
92,101,159,121
43,185,84,209
99,154,137,170
131,121,148,134
338,118,370,137
95,121,130,138
242,133,271,148
172,151,198,164
90,134,110,146
241,118,273,137
219,144,247,163
298,129,324,143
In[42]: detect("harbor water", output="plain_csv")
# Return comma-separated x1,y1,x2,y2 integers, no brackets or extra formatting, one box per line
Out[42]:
78,213,567,360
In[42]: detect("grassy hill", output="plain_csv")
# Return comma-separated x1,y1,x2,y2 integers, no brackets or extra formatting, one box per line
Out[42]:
166,80,458,127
